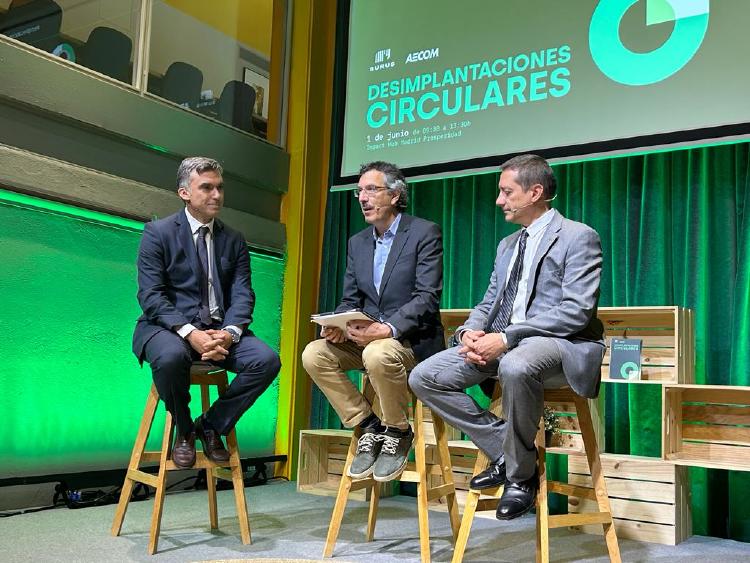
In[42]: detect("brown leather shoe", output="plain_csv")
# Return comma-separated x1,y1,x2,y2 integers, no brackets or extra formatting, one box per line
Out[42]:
195,416,230,463
172,431,196,468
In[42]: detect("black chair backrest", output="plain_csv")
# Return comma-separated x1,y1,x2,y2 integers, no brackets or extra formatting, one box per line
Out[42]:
217,80,256,134
0,0,62,52
161,61,203,110
81,26,132,83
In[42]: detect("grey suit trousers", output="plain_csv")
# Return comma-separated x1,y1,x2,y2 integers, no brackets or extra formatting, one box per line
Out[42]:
409,336,567,482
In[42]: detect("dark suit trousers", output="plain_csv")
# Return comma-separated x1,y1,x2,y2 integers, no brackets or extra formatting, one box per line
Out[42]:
143,328,281,436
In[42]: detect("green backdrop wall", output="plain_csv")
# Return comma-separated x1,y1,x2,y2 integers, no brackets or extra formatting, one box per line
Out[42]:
313,141,750,541
0,190,284,478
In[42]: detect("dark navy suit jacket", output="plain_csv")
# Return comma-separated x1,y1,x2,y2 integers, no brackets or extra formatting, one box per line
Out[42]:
132,210,254,363
336,213,444,363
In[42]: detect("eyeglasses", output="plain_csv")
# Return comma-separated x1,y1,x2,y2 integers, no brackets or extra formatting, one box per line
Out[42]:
353,185,389,198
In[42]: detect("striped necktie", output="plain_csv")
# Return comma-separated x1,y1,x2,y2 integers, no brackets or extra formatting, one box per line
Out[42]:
488,229,528,333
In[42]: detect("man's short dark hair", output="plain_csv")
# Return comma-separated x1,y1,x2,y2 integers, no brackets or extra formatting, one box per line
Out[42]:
177,156,223,191
359,161,408,210
500,154,557,200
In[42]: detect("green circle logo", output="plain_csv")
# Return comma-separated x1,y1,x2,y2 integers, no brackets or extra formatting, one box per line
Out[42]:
620,361,640,380
589,0,709,86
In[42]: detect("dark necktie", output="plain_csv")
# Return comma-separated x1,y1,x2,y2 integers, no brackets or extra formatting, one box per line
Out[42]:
196,226,211,326
488,229,529,333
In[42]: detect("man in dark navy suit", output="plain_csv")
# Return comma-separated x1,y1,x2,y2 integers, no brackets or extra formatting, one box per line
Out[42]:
302,161,443,482
133,156,280,468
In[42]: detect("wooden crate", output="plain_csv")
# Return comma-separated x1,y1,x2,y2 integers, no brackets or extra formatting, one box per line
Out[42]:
599,306,694,384
297,429,397,501
568,454,691,545
663,384,750,471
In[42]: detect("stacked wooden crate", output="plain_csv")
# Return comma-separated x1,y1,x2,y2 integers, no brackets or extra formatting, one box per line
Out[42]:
663,384,750,471
565,306,694,545
568,454,691,545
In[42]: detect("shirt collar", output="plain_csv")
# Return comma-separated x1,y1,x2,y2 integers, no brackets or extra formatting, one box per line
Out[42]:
373,212,402,241
525,208,554,239
184,207,214,235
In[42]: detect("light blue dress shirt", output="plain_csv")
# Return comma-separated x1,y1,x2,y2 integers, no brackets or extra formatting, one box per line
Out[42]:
372,213,402,336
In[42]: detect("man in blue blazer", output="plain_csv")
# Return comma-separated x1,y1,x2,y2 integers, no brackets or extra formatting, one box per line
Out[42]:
133,156,280,468
410,154,605,519
302,161,443,482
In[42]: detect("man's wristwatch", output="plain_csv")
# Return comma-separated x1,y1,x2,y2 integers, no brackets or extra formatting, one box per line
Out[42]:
224,327,241,344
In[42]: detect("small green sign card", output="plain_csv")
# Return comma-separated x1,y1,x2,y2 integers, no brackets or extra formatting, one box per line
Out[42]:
609,338,643,381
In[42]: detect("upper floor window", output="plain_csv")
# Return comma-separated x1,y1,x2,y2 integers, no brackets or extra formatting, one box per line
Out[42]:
0,0,283,144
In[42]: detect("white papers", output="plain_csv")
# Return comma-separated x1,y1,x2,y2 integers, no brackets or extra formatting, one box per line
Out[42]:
310,310,378,331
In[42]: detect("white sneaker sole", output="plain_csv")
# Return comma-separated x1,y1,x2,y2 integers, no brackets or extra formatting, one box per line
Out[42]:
373,458,408,482
347,465,375,479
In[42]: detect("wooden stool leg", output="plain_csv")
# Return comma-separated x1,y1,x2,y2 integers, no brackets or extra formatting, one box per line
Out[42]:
575,396,621,563
112,384,159,537
213,375,251,545
148,411,174,555
414,400,432,563
433,414,460,542
451,490,480,563
200,383,219,530
452,382,503,562
366,482,381,541
535,423,550,563
226,427,252,544
323,426,360,558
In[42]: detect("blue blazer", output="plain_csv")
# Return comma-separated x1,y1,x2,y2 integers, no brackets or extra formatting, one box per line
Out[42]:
336,213,444,362
132,210,254,363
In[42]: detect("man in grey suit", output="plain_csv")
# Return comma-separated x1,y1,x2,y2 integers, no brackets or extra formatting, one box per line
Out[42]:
302,161,443,482
410,154,604,519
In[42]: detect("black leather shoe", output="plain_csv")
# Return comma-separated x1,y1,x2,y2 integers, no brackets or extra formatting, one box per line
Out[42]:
496,474,538,520
172,432,196,468
195,416,230,463
469,459,506,490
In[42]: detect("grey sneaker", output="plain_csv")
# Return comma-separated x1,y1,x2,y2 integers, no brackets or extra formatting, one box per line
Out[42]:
347,431,385,479
373,427,413,482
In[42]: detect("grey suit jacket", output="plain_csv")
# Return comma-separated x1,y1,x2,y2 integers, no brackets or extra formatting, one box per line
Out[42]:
459,209,605,398
336,213,444,363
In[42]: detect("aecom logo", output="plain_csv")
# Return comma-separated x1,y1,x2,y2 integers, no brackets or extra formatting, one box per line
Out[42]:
589,0,709,86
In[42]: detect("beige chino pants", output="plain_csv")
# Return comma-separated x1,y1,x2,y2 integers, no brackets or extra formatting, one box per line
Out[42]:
302,337,417,430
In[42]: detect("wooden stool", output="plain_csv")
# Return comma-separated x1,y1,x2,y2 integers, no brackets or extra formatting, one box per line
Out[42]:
111,363,251,554
452,385,620,563
323,375,461,563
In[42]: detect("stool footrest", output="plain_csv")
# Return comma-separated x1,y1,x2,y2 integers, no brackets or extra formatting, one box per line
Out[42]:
428,483,456,502
475,497,501,511
160,455,237,471
399,469,420,482
469,485,503,497
215,467,234,481
126,469,159,488
548,481,597,500
349,478,376,491
549,511,613,528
